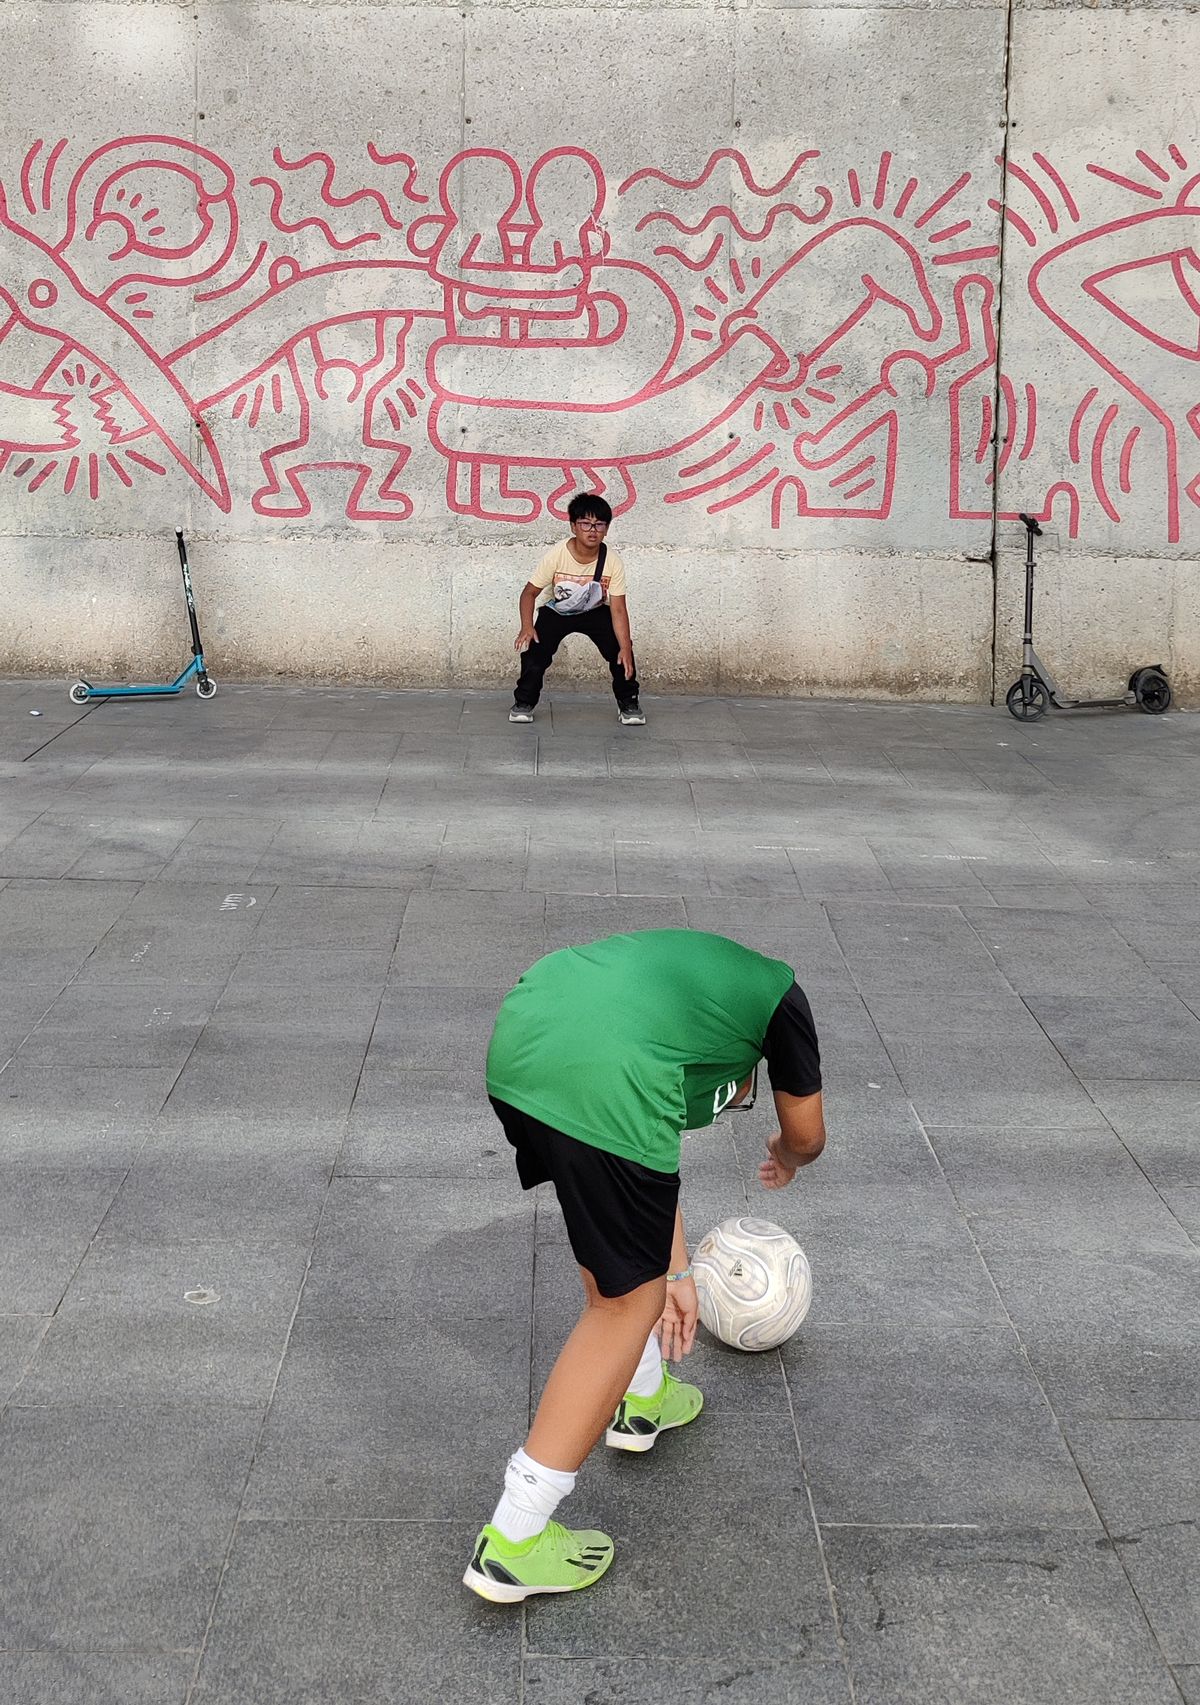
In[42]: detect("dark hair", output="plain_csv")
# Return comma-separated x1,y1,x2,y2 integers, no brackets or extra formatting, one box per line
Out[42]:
567,492,612,526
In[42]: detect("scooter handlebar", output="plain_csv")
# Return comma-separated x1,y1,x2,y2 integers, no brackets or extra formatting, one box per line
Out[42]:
1018,513,1043,536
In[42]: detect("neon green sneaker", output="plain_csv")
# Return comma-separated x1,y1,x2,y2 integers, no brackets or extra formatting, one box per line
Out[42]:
606,1365,704,1453
462,1520,614,1604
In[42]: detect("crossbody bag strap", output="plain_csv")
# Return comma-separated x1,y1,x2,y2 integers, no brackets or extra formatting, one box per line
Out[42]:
592,541,607,583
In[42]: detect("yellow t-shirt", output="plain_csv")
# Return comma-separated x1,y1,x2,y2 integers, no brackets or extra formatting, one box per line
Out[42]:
529,540,627,608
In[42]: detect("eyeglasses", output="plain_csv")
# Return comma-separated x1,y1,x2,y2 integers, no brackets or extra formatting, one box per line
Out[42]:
575,520,607,531
732,1065,758,1111
714,1065,757,1119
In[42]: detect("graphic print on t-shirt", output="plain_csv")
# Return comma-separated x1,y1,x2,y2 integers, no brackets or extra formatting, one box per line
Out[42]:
529,540,627,609
712,1080,740,1118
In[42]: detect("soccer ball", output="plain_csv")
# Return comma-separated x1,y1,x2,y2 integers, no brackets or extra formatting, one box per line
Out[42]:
692,1217,812,1352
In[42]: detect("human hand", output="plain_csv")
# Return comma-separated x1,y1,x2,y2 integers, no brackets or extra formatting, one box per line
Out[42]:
617,645,635,680
759,1131,799,1191
657,1275,699,1360
515,625,537,653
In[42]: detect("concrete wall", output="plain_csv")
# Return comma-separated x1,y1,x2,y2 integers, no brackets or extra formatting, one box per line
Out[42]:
0,0,1196,701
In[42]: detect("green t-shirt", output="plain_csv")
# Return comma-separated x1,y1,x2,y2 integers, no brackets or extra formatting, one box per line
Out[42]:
485,929,795,1175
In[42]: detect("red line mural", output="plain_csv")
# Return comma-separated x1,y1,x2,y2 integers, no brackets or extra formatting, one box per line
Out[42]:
0,137,1197,538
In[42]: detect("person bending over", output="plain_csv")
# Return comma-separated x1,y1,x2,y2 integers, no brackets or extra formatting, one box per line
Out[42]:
464,927,825,1603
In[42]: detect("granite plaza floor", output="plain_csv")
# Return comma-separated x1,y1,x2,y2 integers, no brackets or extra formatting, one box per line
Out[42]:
0,676,1197,1705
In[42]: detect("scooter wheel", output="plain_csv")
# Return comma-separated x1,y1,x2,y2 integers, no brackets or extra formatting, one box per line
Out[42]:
68,681,90,705
195,676,217,699
1133,668,1171,714
1006,679,1047,721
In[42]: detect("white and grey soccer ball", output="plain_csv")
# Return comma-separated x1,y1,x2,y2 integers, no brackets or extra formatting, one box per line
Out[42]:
693,1217,812,1352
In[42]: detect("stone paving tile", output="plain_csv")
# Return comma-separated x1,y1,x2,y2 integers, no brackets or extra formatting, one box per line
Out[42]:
17,1236,308,1406
14,982,221,1070
776,1173,1006,1328
403,888,546,927
1027,993,1200,1080
224,944,391,991
788,1326,1098,1528
1166,1187,1200,1241
366,984,514,1071
432,825,530,891
983,1247,1200,1419
253,884,407,949
927,1125,1196,1255
0,1110,154,1167
209,983,381,1046
0,985,62,1067
0,1314,48,1403
96,1149,330,1245
163,1035,368,1120
0,1165,127,1314
0,878,142,983
243,1314,530,1520
864,990,1105,1128
982,1245,1200,1336
823,1526,1181,1705
391,922,544,987
525,834,617,895
155,814,283,881
1078,1080,1200,1186
546,892,687,938
1023,1327,1200,1422
614,833,711,895
524,1658,852,1704
120,881,275,926
339,1065,508,1178
1066,1420,1200,1664
700,837,803,898
0,1401,260,1650
0,1653,193,1704
525,1442,838,1661
299,1177,534,1322
69,921,258,987
963,905,1166,995
193,1520,520,1705
985,882,1095,910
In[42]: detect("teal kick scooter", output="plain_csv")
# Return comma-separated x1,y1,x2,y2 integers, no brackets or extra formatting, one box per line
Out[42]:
69,528,216,704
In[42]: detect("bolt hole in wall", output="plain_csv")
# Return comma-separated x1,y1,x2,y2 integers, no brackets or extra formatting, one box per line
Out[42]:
0,8,1196,701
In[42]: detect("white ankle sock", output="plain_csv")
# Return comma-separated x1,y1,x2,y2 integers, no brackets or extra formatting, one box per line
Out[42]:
627,1331,665,1398
490,1448,576,1544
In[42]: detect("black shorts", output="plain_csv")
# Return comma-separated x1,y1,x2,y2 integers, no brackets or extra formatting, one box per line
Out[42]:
489,1097,678,1298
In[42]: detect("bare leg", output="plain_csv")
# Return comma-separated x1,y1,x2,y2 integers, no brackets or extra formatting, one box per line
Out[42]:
525,1268,665,1472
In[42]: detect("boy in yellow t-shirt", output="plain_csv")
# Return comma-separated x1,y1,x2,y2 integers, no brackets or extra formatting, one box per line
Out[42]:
510,493,645,725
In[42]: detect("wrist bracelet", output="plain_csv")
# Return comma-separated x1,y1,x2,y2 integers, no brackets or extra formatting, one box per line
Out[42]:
666,1265,693,1282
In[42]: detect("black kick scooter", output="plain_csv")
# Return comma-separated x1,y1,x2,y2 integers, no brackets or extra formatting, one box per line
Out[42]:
69,528,216,704
1005,514,1171,722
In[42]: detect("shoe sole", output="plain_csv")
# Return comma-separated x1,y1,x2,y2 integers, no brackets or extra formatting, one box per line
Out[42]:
462,1551,614,1604
605,1395,704,1452
618,716,646,726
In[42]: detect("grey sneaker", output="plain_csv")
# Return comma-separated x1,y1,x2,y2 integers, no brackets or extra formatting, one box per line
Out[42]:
509,705,535,723
618,701,646,726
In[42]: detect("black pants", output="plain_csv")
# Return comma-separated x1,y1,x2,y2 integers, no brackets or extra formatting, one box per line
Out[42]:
514,605,640,710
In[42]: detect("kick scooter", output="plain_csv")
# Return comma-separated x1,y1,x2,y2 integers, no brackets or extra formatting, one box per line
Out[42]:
1005,514,1171,721
69,528,216,704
